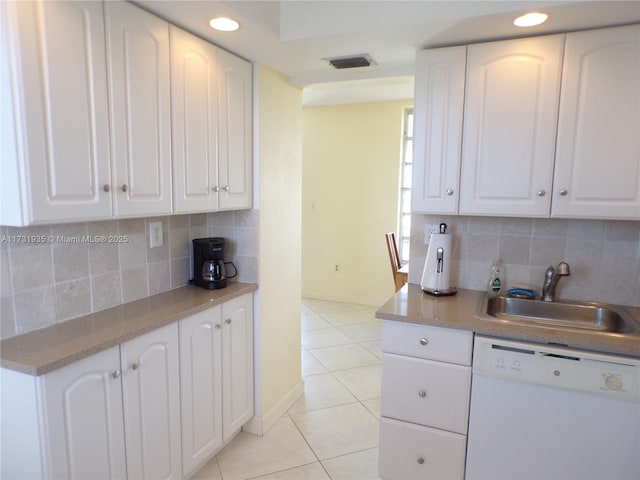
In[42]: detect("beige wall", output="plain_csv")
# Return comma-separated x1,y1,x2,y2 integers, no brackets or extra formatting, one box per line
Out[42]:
256,66,303,420
302,100,412,306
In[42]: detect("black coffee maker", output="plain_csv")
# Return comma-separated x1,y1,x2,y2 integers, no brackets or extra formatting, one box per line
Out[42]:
192,237,236,290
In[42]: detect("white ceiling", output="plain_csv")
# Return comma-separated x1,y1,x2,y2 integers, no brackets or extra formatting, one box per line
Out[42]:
134,0,640,105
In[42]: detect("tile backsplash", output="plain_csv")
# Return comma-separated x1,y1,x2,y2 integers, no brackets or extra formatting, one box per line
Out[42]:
409,215,640,307
0,210,258,340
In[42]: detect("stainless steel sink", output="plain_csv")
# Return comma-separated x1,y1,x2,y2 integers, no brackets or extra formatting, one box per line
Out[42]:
479,295,639,335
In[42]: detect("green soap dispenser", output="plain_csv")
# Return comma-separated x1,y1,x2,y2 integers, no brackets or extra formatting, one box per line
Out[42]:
488,261,504,295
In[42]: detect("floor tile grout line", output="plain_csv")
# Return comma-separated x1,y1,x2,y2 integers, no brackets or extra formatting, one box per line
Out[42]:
320,445,380,463
287,407,380,479
286,412,335,479
242,459,325,480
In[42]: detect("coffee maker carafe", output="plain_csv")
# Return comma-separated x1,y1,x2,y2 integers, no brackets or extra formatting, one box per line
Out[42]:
192,237,236,290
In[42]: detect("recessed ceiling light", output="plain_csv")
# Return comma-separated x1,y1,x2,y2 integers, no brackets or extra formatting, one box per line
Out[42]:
209,17,239,32
513,12,549,27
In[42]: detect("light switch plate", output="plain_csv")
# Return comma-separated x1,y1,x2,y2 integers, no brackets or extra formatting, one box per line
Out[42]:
149,222,163,248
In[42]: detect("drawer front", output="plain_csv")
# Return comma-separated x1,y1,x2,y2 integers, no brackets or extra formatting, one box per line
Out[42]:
378,417,466,480
381,321,472,365
381,353,471,434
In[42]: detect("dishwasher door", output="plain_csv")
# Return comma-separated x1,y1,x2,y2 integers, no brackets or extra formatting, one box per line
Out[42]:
466,336,640,480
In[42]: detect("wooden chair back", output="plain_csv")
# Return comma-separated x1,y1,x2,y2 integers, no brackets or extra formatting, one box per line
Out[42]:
385,232,407,291
385,232,402,274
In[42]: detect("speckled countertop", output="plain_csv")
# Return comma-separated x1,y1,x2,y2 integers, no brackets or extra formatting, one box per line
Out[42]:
376,283,640,358
0,282,258,375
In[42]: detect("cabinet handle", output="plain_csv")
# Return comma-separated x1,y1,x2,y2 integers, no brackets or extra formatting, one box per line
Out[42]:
225,318,232,325
537,189,546,197
223,185,230,192
103,184,111,193
215,323,222,329
212,186,220,192
419,338,428,346
559,188,568,196
121,184,128,193
130,362,139,370
417,457,425,465
111,370,121,379
446,188,454,196
418,390,427,398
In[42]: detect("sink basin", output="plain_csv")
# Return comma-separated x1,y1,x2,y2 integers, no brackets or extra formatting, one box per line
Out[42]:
480,295,638,335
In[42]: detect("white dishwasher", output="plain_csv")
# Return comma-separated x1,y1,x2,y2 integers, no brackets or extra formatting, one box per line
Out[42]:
466,335,640,480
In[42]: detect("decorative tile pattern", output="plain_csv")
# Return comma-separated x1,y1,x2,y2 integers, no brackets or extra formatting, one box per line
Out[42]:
409,215,640,306
0,210,259,339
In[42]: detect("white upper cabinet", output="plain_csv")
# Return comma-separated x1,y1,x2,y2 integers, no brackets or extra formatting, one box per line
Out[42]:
552,24,640,220
218,49,253,211
171,29,253,214
1,1,252,226
171,26,220,214
1,0,112,225
459,35,564,217
412,46,466,214
105,1,172,217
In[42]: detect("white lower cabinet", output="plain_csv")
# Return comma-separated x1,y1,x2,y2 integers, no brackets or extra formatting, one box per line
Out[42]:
379,418,467,480
378,321,472,480
40,324,182,480
179,293,254,478
39,346,127,479
0,294,253,480
121,323,182,480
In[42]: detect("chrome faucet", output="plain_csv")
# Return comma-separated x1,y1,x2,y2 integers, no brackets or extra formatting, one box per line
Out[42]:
541,262,571,302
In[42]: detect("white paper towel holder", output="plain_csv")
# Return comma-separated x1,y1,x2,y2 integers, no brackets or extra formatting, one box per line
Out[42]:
421,223,457,297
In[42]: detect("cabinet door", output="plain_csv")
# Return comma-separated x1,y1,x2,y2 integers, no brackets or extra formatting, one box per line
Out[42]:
121,323,182,480
412,46,466,214
460,35,564,217
179,307,223,477
553,25,640,219
105,1,172,217
171,26,220,213
379,418,466,480
40,346,126,479
1,0,111,225
222,293,254,440
218,49,253,210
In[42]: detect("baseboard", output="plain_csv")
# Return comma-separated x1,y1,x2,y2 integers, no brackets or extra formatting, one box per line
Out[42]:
301,289,387,307
242,379,304,435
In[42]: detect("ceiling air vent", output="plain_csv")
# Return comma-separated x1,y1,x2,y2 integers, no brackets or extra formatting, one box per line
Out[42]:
323,54,377,70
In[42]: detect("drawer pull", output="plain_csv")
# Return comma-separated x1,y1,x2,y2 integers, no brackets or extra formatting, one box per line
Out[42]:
418,390,427,398
417,457,425,465
419,338,428,346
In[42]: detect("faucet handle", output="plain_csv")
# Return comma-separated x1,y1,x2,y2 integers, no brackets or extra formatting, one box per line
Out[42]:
556,262,571,276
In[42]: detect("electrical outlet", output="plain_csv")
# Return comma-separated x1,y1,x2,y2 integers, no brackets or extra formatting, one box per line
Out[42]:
149,222,163,248
424,224,440,244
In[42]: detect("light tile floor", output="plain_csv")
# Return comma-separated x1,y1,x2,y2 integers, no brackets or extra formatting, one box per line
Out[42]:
193,299,383,480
